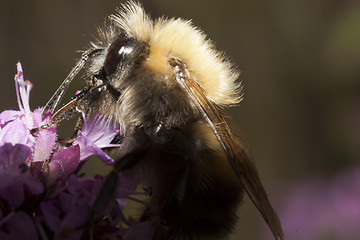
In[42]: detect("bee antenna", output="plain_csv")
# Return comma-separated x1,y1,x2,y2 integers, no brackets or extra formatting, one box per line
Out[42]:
41,49,102,120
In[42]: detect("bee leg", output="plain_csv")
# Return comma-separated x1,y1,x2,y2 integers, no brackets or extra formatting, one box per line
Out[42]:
154,161,191,240
72,115,84,137
89,148,147,221
56,116,84,147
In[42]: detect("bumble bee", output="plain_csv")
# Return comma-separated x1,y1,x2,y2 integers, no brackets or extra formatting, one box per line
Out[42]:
38,1,283,239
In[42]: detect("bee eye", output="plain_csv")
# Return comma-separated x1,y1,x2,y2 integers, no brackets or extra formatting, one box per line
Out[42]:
104,36,133,75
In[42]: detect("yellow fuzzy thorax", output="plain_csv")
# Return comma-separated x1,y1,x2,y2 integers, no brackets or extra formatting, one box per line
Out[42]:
110,1,241,106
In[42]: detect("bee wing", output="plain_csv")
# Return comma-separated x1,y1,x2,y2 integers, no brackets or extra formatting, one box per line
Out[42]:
171,59,283,240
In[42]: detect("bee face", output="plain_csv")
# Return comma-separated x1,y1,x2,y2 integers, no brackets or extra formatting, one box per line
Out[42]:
87,35,147,89
87,1,241,103
79,1,243,132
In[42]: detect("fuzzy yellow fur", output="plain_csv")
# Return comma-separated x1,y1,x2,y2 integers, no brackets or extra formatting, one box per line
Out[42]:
110,1,242,106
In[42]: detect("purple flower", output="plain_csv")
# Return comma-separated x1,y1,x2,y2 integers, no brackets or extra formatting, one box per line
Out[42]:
41,112,121,185
0,62,119,182
0,143,43,207
269,166,360,240
0,62,57,162
0,62,37,146
0,62,148,239
47,145,80,184
0,211,39,240
40,175,95,239
74,113,121,164
31,108,57,163
40,174,141,239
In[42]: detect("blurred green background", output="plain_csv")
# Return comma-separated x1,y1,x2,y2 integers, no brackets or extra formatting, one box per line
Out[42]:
1,0,360,239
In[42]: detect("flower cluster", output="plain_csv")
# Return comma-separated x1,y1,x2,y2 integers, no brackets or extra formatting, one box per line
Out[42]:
0,63,153,239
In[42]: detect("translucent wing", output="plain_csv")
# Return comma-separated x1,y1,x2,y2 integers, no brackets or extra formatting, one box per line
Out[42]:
170,58,284,240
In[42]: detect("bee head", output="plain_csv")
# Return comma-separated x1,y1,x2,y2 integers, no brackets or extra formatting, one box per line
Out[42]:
87,1,241,107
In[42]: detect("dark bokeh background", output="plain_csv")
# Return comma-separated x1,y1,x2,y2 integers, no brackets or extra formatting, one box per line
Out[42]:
1,0,360,239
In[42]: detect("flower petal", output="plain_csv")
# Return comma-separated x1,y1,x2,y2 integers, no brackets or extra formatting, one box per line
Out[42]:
0,144,43,207
0,212,38,240
15,62,32,114
31,108,57,162
48,145,80,184
78,113,121,149
0,143,31,168
0,117,34,147
41,201,61,232
0,110,19,127
75,131,114,164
